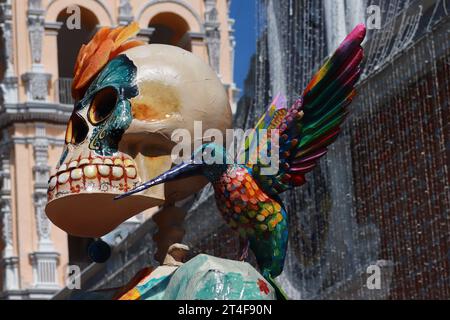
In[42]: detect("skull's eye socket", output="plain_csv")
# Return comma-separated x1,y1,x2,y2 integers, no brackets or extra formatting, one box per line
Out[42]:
65,112,89,145
88,87,118,125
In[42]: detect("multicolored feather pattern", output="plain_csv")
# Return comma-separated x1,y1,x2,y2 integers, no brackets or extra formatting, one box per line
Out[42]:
238,94,287,165
251,24,366,197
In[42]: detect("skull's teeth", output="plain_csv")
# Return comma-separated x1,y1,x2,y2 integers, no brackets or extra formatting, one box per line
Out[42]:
125,167,137,178
60,156,136,169
84,165,97,179
92,158,103,165
52,164,137,186
79,158,90,166
98,165,111,177
49,176,57,190
58,172,70,184
124,159,134,167
71,168,83,180
112,166,124,179
68,161,78,169
48,162,140,199
50,156,139,190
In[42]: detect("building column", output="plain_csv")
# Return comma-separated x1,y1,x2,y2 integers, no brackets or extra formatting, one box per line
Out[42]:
0,131,20,293
228,17,235,77
43,22,63,104
30,124,60,291
0,0,18,104
118,0,133,26
22,0,51,102
204,0,221,76
227,16,239,114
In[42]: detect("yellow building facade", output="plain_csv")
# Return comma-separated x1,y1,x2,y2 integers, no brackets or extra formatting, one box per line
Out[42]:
0,0,237,299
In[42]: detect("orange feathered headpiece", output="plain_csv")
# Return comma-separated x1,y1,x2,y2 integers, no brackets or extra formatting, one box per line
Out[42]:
72,22,145,100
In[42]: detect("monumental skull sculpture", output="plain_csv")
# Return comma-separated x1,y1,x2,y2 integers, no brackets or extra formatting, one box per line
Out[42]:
45,23,232,238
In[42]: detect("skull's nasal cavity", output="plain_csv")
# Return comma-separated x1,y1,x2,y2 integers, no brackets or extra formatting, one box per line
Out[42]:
65,112,89,145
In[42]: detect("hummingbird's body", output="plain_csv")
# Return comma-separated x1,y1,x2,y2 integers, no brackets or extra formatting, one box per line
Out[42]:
116,24,367,300
212,165,288,278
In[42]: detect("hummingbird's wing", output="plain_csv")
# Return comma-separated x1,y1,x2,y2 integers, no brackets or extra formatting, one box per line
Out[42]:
250,24,366,197
236,93,288,165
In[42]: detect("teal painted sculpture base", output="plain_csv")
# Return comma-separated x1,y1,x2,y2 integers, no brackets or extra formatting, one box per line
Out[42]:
63,244,277,300
146,254,275,300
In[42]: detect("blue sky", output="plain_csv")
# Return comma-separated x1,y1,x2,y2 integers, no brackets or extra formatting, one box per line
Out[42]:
230,0,257,95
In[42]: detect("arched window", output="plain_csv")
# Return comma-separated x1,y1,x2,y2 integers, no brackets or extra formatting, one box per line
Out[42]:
149,12,192,51
56,7,98,105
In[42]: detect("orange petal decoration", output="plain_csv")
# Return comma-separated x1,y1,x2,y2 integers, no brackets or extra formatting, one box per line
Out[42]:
80,27,109,64
110,39,146,60
112,22,140,50
107,26,125,42
73,44,86,76
71,22,145,100
74,38,114,90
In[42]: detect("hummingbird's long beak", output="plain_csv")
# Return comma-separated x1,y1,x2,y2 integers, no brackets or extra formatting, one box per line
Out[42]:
114,160,203,200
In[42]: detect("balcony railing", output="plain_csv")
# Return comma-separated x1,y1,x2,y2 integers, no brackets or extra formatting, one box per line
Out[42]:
55,77,74,105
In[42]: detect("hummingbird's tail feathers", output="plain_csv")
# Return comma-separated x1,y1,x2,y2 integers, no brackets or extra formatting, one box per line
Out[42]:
264,271,289,300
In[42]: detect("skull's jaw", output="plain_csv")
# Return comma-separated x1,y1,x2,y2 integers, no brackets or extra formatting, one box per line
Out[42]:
45,150,165,237
45,147,208,238
45,193,161,238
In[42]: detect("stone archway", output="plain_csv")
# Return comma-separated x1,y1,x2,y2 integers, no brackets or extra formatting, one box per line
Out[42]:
148,12,192,51
45,0,113,26
136,1,208,62
136,0,203,33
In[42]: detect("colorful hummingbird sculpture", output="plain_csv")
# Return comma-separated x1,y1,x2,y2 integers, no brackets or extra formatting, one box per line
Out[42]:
116,24,366,299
